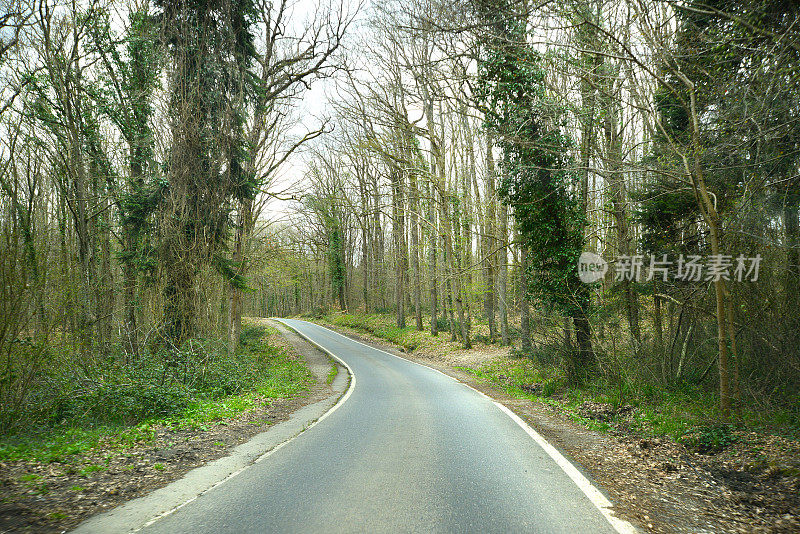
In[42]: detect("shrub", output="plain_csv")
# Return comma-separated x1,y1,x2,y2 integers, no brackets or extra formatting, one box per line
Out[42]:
9,326,277,434
679,423,738,454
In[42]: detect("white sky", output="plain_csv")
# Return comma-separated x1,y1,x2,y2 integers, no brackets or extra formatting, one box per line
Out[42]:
260,0,365,225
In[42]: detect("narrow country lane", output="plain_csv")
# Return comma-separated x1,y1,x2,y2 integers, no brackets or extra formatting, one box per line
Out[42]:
138,319,632,534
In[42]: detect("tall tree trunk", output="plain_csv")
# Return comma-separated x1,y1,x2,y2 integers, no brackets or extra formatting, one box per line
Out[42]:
228,196,252,354
484,135,497,340
391,167,406,328
164,256,197,346
426,126,438,337
498,199,510,346
431,110,469,348
603,101,640,345
410,167,423,330
357,168,371,312
563,2,599,374
373,174,386,310
70,115,96,357
362,219,371,313
784,202,799,312
58,197,75,338
571,309,593,379
686,100,734,414
97,190,114,355
340,221,348,311
653,279,665,378
459,113,474,334
519,240,532,353
122,237,139,359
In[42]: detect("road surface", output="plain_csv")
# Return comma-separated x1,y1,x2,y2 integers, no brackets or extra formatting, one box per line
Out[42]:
139,319,631,534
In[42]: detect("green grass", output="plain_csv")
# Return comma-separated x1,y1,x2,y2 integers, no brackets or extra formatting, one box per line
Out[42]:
327,363,339,385
321,312,469,354
0,428,112,464
0,325,313,464
18,473,50,495
328,313,423,351
462,356,758,445
77,464,106,476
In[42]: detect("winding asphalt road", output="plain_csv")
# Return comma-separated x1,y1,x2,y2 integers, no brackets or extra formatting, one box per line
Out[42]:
139,319,632,534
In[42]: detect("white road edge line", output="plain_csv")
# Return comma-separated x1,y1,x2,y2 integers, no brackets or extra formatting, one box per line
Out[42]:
301,320,639,534
131,321,356,533
493,403,638,534
272,318,357,431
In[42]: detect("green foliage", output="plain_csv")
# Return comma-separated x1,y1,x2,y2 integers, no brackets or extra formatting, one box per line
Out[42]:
78,464,106,477
679,423,739,454
435,316,451,332
332,313,420,351
464,357,566,399
326,363,339,386
327,223,346,299
632,169,699,255
475,1,587,318
48,372,193,427
0,326,312,462
0,428,108,463
213,254,251,291
465,356,748,443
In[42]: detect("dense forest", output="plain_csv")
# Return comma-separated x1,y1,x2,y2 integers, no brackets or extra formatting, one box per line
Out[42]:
1,0,799,439
260,0,800,420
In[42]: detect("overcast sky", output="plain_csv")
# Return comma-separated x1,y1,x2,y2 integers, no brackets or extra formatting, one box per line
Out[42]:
260,0,365,225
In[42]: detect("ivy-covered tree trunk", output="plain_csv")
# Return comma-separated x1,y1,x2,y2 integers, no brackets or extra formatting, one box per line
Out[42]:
157,0,257,345
324,216,347,311
477,0,592,380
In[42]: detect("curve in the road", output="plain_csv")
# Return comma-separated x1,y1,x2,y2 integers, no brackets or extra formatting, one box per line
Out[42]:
131,319,638,534
288,320,637,534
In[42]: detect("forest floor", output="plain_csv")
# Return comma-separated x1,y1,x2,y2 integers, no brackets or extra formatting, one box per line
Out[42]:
0,319,334,533
317,315,800,534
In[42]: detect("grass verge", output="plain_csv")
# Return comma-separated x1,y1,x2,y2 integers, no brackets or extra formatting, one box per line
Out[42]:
326,362,339,385
0,325,313,464
312,310,491,355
